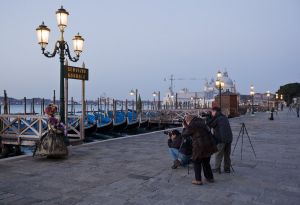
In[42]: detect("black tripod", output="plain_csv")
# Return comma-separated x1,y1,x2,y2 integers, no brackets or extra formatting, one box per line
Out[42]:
232,123,256,160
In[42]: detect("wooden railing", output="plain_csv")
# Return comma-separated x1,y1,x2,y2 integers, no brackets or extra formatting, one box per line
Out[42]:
0,114,83,146
67,115,82,139
0,114,48,146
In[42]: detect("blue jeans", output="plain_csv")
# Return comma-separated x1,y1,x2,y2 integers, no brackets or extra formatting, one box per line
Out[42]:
169,148,191,166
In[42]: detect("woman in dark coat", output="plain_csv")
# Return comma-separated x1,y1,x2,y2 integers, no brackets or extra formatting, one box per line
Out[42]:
181,115,218,185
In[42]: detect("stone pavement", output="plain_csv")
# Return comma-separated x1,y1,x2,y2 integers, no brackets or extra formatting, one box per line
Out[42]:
0,110,300,205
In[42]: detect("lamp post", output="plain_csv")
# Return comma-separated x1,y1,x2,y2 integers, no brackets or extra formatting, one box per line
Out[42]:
129,89,138,118
170,94,174,109
215,71,224,112
250,85,255,115
36,6,84,123
275,93,279,110
191,97,197,109
267,91,270,111
152,91,160,110
152,92,157,110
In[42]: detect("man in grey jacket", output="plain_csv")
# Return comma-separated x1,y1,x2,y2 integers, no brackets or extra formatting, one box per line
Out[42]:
207,107,233,173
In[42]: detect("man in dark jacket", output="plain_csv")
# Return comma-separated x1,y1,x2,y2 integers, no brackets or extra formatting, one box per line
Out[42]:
181,115,218,185
207,107,233,173
167,129,192,169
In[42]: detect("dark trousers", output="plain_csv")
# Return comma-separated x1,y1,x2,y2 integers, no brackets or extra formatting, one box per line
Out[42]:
215,143,231,171
193,157,213,181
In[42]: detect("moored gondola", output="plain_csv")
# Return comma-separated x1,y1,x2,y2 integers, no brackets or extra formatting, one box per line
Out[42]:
97,119,113,133
68,113,97,136
126,118,139,130
112,118,127,132
83,123,97,136
138,119,149,128
68,121,97,136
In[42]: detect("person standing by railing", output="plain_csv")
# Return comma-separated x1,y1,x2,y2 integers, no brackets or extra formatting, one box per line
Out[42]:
34,103,68,158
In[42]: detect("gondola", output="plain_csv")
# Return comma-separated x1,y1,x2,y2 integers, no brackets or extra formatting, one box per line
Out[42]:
68,113,97,136
112,118,127,132
83,122,97,136
126,118,139,130
138,119,149,128
97,119,113,133
70,122,97,136
67,120,80,134
67,121,97,136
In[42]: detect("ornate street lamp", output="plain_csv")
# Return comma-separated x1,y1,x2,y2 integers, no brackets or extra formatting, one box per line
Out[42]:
152,91,161,110
36,6,84,123
152,91,157,110
129,88,138,114
129,89,135,96
215,71,224,111
267,91,270,111
250,85,255,115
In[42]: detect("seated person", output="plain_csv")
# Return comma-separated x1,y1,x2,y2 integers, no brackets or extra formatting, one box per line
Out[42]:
167,129,192,169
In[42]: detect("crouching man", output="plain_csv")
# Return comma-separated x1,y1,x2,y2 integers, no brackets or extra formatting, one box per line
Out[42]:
167,129,192,169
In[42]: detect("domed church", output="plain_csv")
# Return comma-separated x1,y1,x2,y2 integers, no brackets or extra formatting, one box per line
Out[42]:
204,71,237,100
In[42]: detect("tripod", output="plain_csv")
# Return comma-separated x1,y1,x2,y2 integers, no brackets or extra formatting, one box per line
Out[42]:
232,123,256,160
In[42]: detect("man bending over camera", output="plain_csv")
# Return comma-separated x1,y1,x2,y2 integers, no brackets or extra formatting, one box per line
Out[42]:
167,129,192,169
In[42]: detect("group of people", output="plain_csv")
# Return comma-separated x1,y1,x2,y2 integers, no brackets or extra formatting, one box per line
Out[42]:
36,102,233,186
167,106,233,185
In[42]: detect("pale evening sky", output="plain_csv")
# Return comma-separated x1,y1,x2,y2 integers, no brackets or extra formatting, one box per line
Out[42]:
0,0,299,101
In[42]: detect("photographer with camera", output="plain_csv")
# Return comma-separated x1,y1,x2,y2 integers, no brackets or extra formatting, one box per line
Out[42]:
207,106,233,174
167,129,192,169
181,115,218,185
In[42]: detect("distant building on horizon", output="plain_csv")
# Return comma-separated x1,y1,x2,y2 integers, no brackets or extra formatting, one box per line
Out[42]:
162,70,237,108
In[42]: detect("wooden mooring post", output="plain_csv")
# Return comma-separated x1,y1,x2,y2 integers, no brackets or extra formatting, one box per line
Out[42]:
24,97,27,114
3,90,8,114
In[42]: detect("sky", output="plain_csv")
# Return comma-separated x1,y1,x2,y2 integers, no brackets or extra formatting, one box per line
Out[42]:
0,0,299,101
